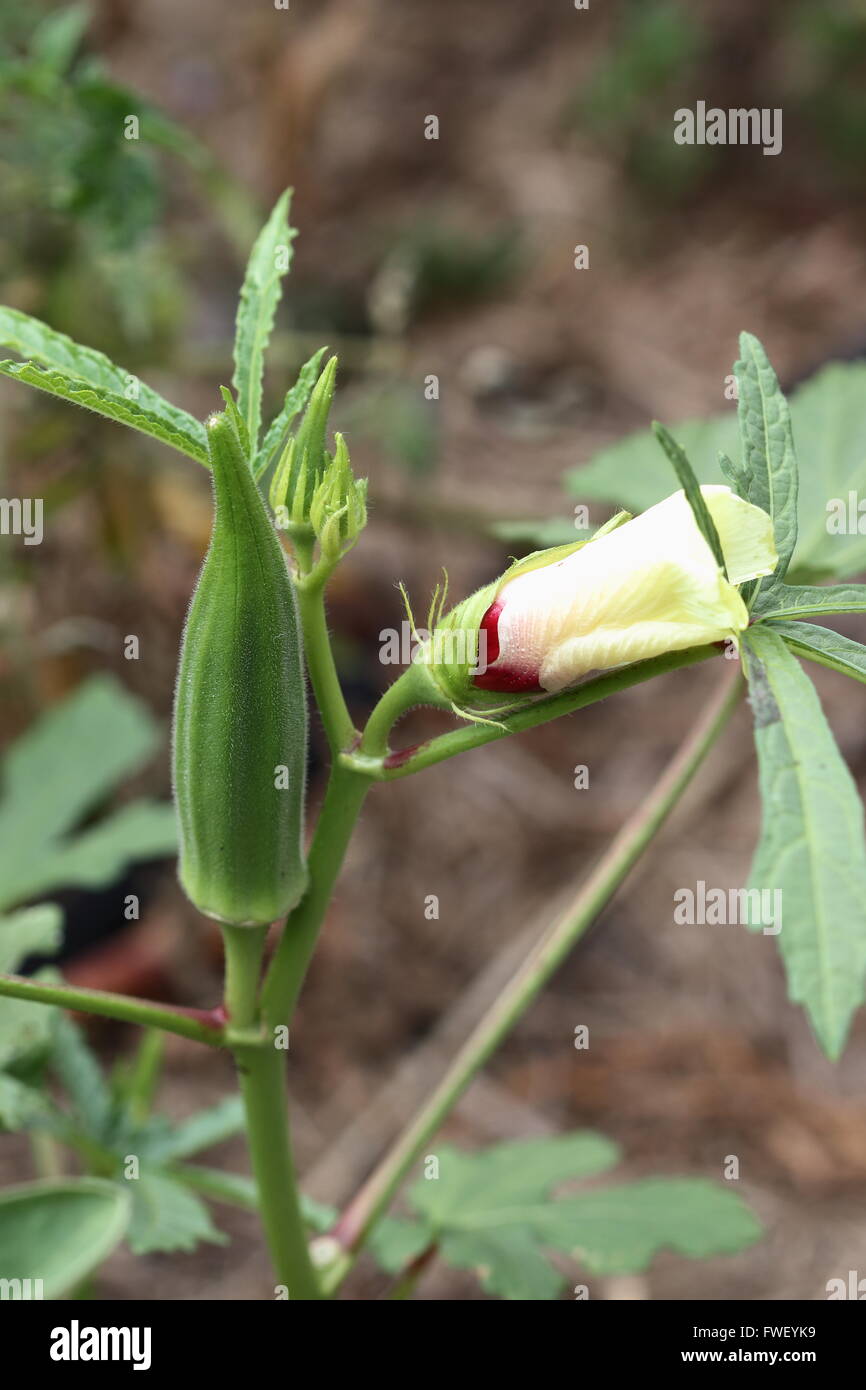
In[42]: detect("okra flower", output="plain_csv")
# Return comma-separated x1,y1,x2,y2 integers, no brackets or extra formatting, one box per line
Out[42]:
429,486,777,705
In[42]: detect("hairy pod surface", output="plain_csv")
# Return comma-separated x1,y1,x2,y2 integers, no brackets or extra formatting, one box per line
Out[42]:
172,410,308,925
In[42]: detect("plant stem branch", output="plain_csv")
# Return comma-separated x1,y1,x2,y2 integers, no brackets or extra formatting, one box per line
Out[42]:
222,924,322,1299
324,668,744,1286
348,644,721,780
261,763,372,1027
0,974,225,1046
233,1044,323,1299
295,573,357,756
222,924,268,1030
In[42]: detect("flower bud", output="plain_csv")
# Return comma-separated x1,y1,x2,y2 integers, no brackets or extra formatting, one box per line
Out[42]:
308,433,368,567
269,355,337,529
173,408,308,926
422,486,777,709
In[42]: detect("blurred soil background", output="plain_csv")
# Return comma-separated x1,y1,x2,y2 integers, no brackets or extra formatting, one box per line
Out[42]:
3,0,866,1298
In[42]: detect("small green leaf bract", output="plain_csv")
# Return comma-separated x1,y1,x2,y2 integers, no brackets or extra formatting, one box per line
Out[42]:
651,421,728,576
255,345,328,481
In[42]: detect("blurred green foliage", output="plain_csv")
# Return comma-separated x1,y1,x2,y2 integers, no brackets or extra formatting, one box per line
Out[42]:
0,2,253,358
788,0,866,173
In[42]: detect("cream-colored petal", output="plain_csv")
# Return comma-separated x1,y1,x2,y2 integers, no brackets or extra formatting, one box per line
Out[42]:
494,485,766,693
694,485,777,584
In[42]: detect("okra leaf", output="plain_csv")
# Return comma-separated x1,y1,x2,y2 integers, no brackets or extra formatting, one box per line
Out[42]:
254,344,328,480
772,621,866,685
169,1163,337,1236
0,360,208,465
9,801,178,908
125,1170,226,1255
232,188,296,451
368,1216,433,1274
440,1227,565,1301
50,1016,114,1144
0,903,63,976
0,308,208,463
0,675,176,915
144,1096,245,1162
528,1178,762,1275
402,1136,758,1300
411,1133,620,1225
742,625,866,1058
734,332,798,583
0,905,63,1073
752,582,866,621
0,1073,50,1129
0,1178,130,1297
651,421,727,575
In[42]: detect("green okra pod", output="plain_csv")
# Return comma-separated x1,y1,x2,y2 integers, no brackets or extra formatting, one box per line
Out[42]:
172,408,308,926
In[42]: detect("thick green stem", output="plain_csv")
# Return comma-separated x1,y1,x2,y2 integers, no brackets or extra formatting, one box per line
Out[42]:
222,924,268,1031
325,669,744,1285
0,974,225,1045
222,924,322,1299
261,763,371,1027
234,1044,322,1299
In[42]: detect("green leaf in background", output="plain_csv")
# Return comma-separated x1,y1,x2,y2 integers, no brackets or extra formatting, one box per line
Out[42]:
368,1215,433,1274
0,905,63,1081
144,1096,245,1163
232,188,296,452
0,1073,50,1129
752,582,866,621
28,1,90,74
0,1178,129,1298
488,517,592,549
50,1015,113,1145
169,1163,337,1236
529,1177,762,1275
0,359,208,466
742,625,866,1057
0,308,208,463
569,414,738,516
440,1225,565,1301
734,331,798,583
567,359,866,581
124,1170,226,1256
412,1133,620,1226
0,903,63,977
772,621,866,685
398,1134,758,1300
24,801,178,906
254,345,328,480
651,421,727,575
0,674,177,913
407,1132,617,1299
